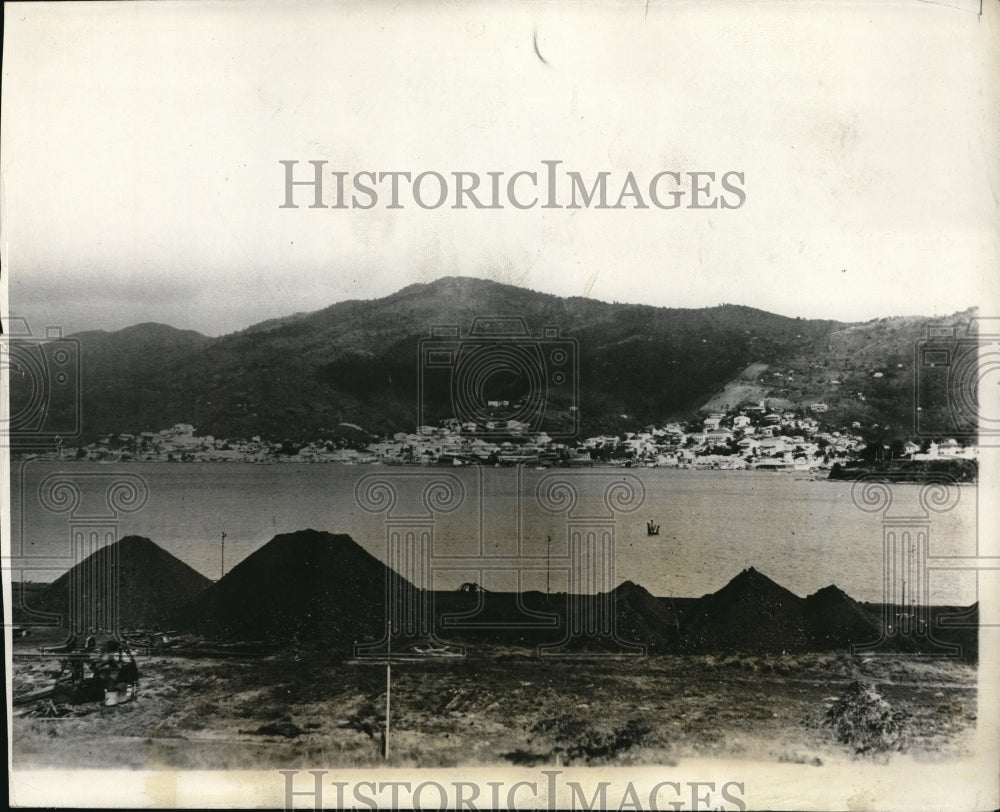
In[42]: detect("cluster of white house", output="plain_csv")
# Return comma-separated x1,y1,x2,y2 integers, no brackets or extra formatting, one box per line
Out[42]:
53,406,977,469
579,409,852,471
908,438,978,461
68,424,287,463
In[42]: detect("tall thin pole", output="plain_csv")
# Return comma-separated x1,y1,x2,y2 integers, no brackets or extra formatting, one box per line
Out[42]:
546,535,552,603
220,532,226,580
385,617,391,759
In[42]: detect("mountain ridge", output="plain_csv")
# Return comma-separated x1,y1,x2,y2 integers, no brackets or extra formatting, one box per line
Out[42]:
34,276,975,443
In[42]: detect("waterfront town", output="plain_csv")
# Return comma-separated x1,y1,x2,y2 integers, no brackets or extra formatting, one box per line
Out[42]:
29,401,977,471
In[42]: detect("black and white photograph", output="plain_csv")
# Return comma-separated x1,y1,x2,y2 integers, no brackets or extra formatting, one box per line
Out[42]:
3,1,999,808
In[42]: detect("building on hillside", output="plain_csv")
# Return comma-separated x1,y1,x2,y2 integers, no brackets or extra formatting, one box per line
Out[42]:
703,428,734,445
758,437,789,456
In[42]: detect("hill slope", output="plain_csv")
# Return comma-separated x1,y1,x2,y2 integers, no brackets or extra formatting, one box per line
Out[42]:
32,276,972,441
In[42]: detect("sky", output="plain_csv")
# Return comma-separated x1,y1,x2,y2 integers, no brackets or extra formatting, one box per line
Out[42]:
2,0,998,337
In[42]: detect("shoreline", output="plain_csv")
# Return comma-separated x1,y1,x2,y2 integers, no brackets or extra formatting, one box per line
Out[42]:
10,455,980,485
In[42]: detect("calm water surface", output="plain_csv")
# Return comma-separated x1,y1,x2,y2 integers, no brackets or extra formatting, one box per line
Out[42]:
10,461,979,604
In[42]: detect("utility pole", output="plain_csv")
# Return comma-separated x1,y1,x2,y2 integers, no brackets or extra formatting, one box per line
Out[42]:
220,532,226,580
546,535,552,603
385,617,391,760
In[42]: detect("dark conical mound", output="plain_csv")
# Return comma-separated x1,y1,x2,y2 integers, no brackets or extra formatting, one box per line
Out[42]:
804,585,885,651
34,535,211,630
609,580,682,653
174,529,403,643
683,567,810,653
806,584,852,608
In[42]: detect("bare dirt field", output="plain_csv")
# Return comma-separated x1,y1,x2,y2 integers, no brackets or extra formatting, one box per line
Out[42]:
698,363,773,413
11,637,977,771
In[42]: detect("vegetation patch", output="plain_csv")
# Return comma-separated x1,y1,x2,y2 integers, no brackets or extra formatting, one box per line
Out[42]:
532,716,651,764
823,680,911,756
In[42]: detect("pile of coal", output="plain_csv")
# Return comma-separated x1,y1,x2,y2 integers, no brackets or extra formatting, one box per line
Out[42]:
31,536,211,631
174,529,403,644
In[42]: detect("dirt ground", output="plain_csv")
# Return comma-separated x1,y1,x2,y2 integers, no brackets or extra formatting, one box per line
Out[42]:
11,635,977,771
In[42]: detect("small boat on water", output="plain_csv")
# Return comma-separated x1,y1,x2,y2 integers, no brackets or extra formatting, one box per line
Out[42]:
646,520,661,536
